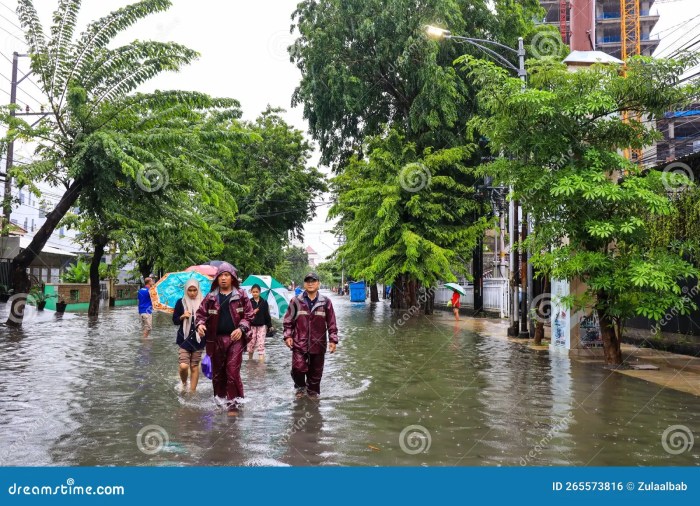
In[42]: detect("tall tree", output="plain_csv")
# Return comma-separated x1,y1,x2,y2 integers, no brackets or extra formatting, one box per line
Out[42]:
290,0,544,168
330,129,488,311
3,0,239,325
221,107,327,275
466,55,700,365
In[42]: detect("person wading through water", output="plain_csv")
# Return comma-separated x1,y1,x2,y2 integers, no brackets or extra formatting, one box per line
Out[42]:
173,278,205,393
283,272,339,399
196,263,255,415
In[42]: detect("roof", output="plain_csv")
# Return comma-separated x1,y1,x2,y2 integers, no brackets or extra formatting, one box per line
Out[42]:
19,236,77,257
563,50,624,66
305,246,317,254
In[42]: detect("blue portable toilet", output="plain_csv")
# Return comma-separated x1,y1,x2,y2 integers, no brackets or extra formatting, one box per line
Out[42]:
349,281,366,302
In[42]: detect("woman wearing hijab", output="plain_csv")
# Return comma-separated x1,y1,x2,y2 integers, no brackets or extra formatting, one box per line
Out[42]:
172,278,206,393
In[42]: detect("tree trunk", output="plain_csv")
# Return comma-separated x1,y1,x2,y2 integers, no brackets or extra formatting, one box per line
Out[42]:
138,261,151,281
391,274,418,310
370,283,379,302
423,287,434,315
533,277,549,346
88,237,108,317
597,290,623,365
6,179,83,326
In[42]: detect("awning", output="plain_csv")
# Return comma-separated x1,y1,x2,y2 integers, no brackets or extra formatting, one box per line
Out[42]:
19,237,77,258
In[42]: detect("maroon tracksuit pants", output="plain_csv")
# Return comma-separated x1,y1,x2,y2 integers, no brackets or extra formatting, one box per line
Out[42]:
292,351,325,395
209,335,245,401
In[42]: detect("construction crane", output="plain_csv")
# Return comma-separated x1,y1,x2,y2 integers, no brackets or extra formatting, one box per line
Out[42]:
621,0,643,163
559,1,568,44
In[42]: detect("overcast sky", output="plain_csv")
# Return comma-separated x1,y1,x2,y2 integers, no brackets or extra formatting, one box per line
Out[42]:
1,0,699,262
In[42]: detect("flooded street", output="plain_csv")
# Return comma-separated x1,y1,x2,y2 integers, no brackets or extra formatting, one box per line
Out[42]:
0,292,698,466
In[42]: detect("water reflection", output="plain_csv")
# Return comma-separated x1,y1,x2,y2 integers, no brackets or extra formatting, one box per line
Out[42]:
1,295,699,466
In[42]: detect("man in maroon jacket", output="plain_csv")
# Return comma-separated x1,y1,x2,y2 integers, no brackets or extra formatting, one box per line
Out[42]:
196,262,255,415
283,272,339,399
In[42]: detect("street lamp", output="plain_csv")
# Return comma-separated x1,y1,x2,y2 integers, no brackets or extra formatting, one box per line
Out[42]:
425,25,526,83
428,24,529,337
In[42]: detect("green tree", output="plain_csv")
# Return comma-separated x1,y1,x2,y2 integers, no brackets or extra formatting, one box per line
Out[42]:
330,129,488,311
290,0,543,168
274,245,309,287
221,107,327,275
465,55,700,365
3,0,240,325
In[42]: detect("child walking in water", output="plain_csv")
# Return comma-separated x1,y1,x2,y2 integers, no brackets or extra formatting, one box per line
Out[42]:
248,284,272,361
451,290,461,321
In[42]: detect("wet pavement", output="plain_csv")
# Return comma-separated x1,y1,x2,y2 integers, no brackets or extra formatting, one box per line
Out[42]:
0,292,698,466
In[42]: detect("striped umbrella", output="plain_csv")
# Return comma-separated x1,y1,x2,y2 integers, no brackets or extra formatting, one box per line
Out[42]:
240,275,290,319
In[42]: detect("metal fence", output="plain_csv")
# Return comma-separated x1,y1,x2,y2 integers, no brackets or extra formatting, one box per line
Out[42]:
434,278,510,318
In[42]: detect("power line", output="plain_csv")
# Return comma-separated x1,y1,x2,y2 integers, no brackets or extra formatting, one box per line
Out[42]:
0,24,24,45
655,15,700,58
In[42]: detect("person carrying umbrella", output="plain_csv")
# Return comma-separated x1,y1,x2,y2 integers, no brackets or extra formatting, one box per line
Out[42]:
195,262,255,415
283,272,339,399
172,278,205,393
444,282,466,321
451,291,461,321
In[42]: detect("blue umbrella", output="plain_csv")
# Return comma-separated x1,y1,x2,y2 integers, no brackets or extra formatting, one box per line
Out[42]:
151,271,213,313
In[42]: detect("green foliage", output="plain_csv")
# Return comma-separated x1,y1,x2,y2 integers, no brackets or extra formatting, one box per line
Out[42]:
290,0,543,168
466,55,700,337
220,107,327,275
62,258,90,283
330,129,488,288
273,246,309,287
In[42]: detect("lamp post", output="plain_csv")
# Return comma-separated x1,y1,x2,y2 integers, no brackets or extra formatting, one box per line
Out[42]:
427,25,528,336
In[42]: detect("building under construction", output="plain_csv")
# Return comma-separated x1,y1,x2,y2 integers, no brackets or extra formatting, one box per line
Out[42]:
540,1,661,58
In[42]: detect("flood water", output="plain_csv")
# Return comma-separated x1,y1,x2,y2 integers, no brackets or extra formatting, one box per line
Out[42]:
0,291,698,466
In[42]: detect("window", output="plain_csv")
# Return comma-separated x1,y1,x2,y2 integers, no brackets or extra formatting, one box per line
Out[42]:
70,289,80,303
59,227,65,238
31,219,35,232
117,289,124,299
39,206,46,218
23,218,27,230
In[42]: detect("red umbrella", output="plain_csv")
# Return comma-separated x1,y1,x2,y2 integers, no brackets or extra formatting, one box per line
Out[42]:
185,264,218,277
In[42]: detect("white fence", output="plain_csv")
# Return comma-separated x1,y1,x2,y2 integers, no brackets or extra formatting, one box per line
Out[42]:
434,278,510,318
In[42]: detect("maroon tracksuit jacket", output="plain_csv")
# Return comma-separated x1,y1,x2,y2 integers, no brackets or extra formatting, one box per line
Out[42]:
195,288,255,401
283,292,338,395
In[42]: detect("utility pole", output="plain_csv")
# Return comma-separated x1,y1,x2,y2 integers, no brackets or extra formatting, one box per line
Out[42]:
473,233,483,315
2,52,50,237
2,52,18,237
519,212,529,338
